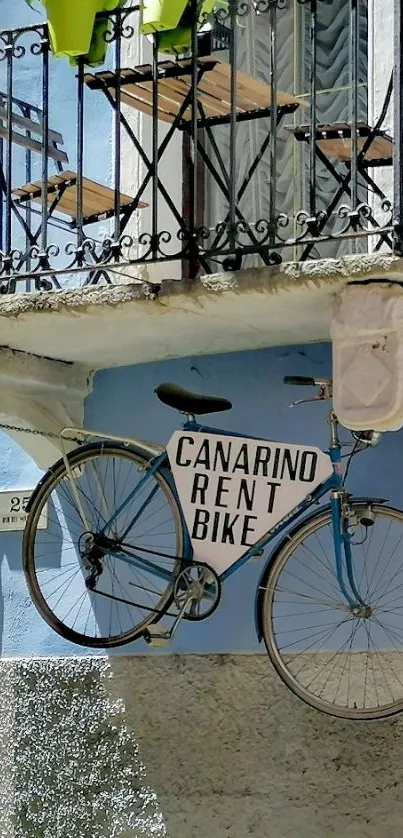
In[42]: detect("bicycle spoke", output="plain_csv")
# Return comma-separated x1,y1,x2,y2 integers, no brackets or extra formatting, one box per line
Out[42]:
264,504,403,719
25,446,184,647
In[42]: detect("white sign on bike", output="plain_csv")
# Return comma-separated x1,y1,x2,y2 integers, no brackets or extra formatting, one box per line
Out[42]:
167,431,333,574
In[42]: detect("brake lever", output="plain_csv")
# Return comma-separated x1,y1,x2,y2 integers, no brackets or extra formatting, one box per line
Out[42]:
289,384,331,408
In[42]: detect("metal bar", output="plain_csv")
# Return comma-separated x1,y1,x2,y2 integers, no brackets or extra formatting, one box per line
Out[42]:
202,121,230,186
308,0,317,222
186,0,200,263
0,135,3,252
268,0,278,245
113,12,122,244
205,108,286,252
23,103,32,292
100,71,209,227
4,221,395,287
350,0,359,216
300,71,394,259
236,111,284,206
5,32,13,260
76,59,85,256
151,35,159,259
0,164,43,244
195,139,276,264
300,165,392,260
13,186,71,272
228,0,237,250
40,25,49,257
394,0,403,253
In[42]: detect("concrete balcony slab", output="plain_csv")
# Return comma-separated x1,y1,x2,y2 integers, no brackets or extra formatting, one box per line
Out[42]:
0,254,401,369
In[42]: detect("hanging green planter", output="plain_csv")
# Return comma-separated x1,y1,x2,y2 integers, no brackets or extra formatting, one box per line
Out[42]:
141,0,188,35
141,0,228,55
141,0,225,36
24,0,123,60
69,0,127,67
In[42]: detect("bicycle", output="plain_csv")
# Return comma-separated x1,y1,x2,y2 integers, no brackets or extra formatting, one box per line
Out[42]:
22,376,403,720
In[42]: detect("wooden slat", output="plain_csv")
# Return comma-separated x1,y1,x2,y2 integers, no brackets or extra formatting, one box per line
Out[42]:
196,75,257,113
207,64,273,109
292,124,393,162
317,135,393,162
121,63,152,77
199,57,302,109
125,80,190,118
13,170,76,200
85,59,303,123
135,77,227,119
176,58,258,112
13,170,147,220
121,69,236,119
101,69,179,121
158,69,267,115
109,87,176,123
121,82,189,121
0,124,68,163
160,76,232,118
0,106,64,144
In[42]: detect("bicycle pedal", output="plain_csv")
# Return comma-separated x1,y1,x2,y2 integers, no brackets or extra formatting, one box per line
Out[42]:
144,625,171,648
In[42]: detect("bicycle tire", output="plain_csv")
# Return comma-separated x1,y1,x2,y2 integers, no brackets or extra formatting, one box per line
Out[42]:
260,501,403,720
23,442,186,648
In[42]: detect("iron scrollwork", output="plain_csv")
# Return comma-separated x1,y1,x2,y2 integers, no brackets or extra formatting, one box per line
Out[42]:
0,3,398,290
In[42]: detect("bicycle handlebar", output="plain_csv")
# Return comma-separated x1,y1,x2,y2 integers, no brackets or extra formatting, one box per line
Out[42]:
284,376,332,388
283,376,381,448
283,376,316,386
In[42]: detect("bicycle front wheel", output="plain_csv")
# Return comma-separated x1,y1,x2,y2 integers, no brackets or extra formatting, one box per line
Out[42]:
261,502,403,720
23,442,186,648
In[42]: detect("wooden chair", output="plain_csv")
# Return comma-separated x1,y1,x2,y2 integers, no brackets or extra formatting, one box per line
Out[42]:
84,56,302,268
0,93,146,229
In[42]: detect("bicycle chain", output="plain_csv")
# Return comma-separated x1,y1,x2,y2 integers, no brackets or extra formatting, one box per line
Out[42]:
0,421,83,446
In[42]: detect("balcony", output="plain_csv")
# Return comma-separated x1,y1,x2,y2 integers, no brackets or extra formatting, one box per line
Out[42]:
0,0,399,465
0,0,401,383
0,0,399,285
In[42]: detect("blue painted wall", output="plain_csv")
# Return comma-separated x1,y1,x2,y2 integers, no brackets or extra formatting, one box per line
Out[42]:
1,341,403,658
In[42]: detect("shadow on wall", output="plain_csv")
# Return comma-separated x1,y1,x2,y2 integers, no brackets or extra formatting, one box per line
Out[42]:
0,433,43,657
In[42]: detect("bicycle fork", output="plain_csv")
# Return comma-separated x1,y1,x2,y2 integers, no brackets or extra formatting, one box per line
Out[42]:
331,490,366,609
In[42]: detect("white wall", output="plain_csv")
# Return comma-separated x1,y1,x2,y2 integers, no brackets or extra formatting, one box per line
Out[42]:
368,0,394,248
119,12,183,284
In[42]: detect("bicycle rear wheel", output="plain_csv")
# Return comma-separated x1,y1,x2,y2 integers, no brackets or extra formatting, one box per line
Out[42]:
260,502,403,720
23,442,186,648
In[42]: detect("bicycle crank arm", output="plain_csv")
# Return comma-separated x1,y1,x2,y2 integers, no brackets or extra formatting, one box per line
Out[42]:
144,591,197,647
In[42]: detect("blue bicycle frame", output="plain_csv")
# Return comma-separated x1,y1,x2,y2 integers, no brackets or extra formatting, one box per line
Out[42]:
100,416,365,611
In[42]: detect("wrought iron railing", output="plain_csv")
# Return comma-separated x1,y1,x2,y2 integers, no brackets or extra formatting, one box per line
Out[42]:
0,0,399,291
